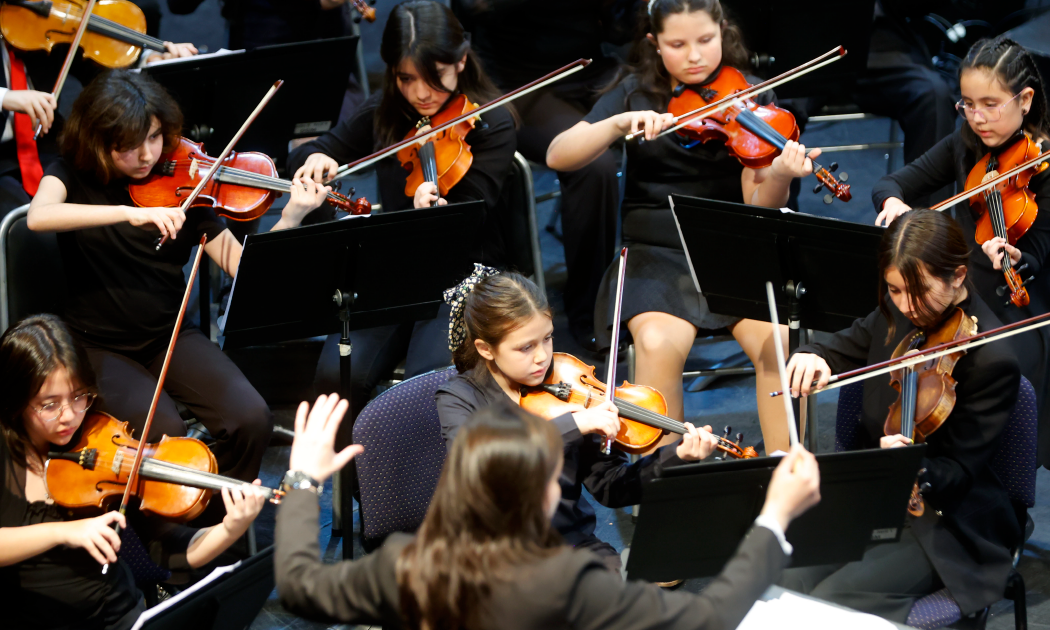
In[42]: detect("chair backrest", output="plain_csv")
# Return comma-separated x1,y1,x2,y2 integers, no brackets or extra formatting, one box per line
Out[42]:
0,205,67,333
352,367,455,548
834,377,1038,508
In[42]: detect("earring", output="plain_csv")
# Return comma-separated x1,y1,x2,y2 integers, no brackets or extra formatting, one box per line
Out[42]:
657,49,661,53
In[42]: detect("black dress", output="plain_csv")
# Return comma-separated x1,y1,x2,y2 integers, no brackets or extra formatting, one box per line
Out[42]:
583,73,776,348
0,436,198,630
790,292,1021,617
872,129,1050,466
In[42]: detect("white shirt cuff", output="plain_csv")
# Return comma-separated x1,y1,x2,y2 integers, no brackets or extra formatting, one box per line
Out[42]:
754,514,793,556
0,87,9,108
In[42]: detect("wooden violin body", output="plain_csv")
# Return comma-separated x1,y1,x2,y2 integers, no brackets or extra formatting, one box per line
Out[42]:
964,132,1047,307
1,0,163,68
397,93,479,198
129,137,371,221
46,411,215,521
520,353,757,457
46,411,284,521
668,66,851,203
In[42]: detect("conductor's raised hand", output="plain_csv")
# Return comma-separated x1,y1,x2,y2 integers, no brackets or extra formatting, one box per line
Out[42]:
784,352,830,397
288,394,363,483
760,445,821,531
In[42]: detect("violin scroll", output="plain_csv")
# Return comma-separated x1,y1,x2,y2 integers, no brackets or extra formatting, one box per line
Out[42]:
329,191,372,216
812,161,852,203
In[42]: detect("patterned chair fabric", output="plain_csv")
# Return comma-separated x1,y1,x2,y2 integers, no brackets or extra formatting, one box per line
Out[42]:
352,367,455,546
834,378,1037,629
121,525,172,584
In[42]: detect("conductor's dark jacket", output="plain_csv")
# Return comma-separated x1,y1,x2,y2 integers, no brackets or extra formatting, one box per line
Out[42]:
275,488,790,629
794,292,1022,614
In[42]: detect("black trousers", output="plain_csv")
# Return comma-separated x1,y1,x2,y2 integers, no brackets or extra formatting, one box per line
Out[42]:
512,63,620,342
778,526,942,623
81,328,274,485
314,303,454,422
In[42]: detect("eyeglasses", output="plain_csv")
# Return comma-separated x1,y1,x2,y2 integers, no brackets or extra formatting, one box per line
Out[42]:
955,92,1022,122
32,393,96,422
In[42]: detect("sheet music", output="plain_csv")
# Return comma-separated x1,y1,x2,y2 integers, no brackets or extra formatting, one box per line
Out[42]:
142,48,246,69
130,560,242,630
738,592,896,630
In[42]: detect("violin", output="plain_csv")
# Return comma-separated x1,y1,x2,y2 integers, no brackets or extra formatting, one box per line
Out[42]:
667,65,851,204
1,0,168,68
349,0,376,22
963,132,1047,308
46,411,283,521
396,93,480,204
520,353,758,458
130,137,371,222
884,307,978,517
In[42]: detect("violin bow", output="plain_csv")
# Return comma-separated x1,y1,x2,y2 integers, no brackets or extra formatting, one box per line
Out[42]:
765,282,800,448
601,247,628,455
929,149,1050,213
625,47,846,144
327,58,592,182
155,80,284,250
102,234,208,574
769,309,1050,398
33,0,98,139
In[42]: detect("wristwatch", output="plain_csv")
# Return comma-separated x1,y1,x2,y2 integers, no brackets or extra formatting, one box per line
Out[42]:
281,470,324,496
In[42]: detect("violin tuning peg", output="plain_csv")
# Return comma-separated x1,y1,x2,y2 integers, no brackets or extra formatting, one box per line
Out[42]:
823,193,834,205
996,284,1008,296
736,432,744,444
812,183,824,194
829,162,838,172
1018,263,1030,273
838,172,848,182
722,425,731,438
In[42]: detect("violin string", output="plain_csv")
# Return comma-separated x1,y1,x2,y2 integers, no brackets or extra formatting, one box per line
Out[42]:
65,450,277,494
163,161,349,201
70,5,168,49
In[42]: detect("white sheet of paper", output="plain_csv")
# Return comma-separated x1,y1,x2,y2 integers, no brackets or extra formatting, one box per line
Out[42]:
737,592,897,630
144,48,245,68
130,560,242,630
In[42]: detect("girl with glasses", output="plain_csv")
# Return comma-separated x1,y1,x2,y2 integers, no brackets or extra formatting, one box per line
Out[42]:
0,314,267,630
872,36,1050,468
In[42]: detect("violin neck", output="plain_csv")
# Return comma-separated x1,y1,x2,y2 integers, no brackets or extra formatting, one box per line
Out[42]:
418,142,441,206
900,367,918,439
85,11,168,52
138,456,281,502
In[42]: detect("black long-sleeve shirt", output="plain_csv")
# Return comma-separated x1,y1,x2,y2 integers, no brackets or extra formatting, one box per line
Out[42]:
287,92,517,267
434,367,685,546
794,292,1021,614
275,488,789,629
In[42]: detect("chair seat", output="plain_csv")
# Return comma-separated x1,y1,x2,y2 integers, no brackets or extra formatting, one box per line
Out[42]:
906,589,962,629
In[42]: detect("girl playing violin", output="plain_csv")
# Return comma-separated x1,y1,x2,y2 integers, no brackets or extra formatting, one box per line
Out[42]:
289,0,517,424
873,36,1050,467
781,209,1021,622
0,314,267,630
276,393,822,628
26,70,330,510
546,0,821,454
435,267,718,573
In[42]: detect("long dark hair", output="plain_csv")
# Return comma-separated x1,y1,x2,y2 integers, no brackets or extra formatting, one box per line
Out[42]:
612,0,751,108
452,272,551,374
396,404,563,630
0,315,97,469
60,70,183,184
959,36,1050,159
375,0,504,147
877,210,972,342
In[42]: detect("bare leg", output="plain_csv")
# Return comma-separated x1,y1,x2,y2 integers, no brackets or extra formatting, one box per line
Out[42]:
730,318,792,454
628,312,698,451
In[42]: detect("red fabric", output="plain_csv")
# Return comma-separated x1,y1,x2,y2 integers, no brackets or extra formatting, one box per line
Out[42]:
8,49,43,196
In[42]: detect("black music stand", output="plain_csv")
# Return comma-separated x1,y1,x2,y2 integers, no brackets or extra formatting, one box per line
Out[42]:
131,547,274,630
671,194,884,444
219,202,485,558
624,446,926,582
144,36,358,170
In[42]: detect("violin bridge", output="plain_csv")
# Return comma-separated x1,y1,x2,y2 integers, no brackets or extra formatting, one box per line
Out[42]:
111,449,124,477
189,158,199,180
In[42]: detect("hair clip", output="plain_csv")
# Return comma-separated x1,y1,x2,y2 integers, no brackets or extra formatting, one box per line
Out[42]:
647,0,658,16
